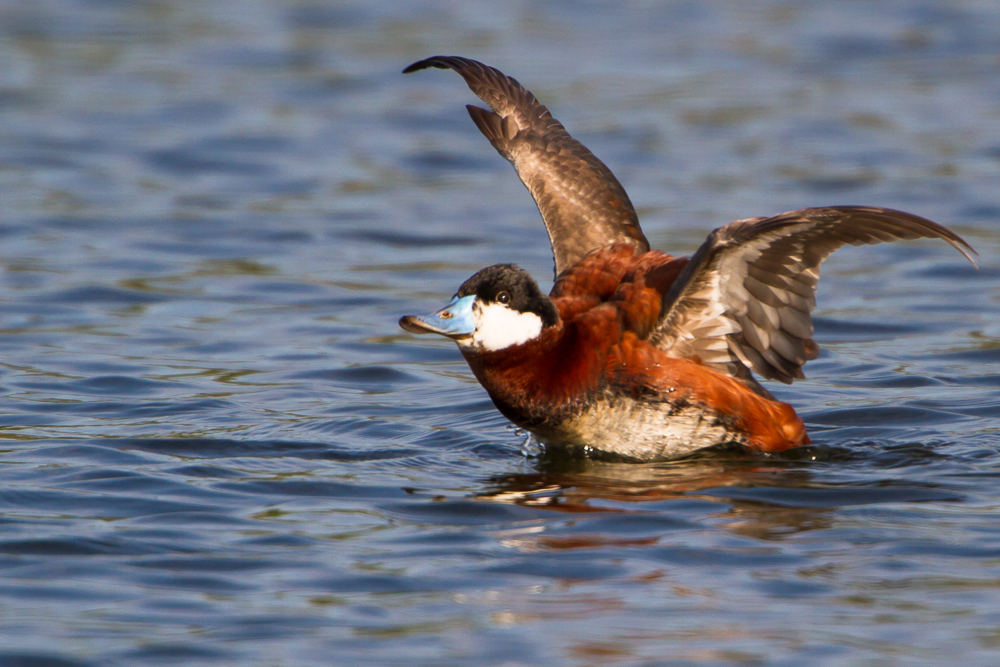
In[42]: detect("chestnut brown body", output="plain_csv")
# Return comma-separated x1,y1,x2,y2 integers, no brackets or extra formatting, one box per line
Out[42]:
461,246,809,459
400,56,977,460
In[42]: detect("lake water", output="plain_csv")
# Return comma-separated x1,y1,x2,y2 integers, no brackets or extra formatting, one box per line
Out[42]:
1,1,999,665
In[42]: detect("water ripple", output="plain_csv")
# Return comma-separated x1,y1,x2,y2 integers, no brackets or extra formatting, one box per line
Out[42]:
0,1,998,665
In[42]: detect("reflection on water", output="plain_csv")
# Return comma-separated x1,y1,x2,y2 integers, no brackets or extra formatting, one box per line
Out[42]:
482,452,836,548
483,449,812,509
0,0,998,665
480,444,961,541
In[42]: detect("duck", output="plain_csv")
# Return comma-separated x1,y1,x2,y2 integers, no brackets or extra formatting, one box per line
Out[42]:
398,56,978,461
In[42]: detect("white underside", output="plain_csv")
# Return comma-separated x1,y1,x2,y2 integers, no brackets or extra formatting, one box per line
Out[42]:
458,301,543,351
538,394,743,460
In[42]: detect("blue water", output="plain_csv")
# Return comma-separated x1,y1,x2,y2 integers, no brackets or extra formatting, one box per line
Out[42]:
1,1,999,664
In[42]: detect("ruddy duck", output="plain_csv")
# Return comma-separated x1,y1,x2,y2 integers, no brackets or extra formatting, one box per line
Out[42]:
399,56,978,461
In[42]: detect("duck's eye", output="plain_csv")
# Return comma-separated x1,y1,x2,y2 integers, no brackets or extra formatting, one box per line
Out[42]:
496,291,510,304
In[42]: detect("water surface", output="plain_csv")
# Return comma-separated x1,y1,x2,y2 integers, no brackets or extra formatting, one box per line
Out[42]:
0,1,999,665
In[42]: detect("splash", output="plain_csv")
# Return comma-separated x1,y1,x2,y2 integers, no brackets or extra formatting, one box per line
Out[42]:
508,426,545,458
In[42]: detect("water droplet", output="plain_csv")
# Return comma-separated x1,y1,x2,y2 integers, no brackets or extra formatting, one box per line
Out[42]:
513,428,544,457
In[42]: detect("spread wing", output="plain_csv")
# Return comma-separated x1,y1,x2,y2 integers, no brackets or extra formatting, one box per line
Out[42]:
404,56,649,276
651,206,978,384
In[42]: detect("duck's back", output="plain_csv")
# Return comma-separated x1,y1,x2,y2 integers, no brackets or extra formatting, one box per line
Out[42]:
538,245,809,459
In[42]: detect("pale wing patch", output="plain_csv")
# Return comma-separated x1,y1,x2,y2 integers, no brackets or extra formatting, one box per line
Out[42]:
458,301,543,351
651,206,977,385
656,268,741,369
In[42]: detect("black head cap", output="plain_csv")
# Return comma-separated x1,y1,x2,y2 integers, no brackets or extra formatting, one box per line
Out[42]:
457,264,559,327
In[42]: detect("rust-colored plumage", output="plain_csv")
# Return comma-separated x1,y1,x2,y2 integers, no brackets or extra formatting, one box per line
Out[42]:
400,56,978,461
460,245,810,457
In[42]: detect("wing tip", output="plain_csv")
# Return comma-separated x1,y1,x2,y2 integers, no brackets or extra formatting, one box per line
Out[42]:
767,205,981,268
402,56,449,74
953,239,980,269
403,55,476,75
861,205,980,268
887,206,980,268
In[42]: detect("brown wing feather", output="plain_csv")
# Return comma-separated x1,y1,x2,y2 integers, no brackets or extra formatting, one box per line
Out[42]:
651,206,978,384
404,56,649,276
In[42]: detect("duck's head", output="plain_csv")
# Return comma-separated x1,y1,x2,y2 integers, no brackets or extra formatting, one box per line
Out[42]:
400,264,559,352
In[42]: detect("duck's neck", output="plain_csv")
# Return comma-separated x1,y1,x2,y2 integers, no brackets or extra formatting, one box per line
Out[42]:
460,323,585,429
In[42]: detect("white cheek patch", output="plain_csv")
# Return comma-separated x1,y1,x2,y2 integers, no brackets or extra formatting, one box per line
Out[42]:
458,301,543,351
